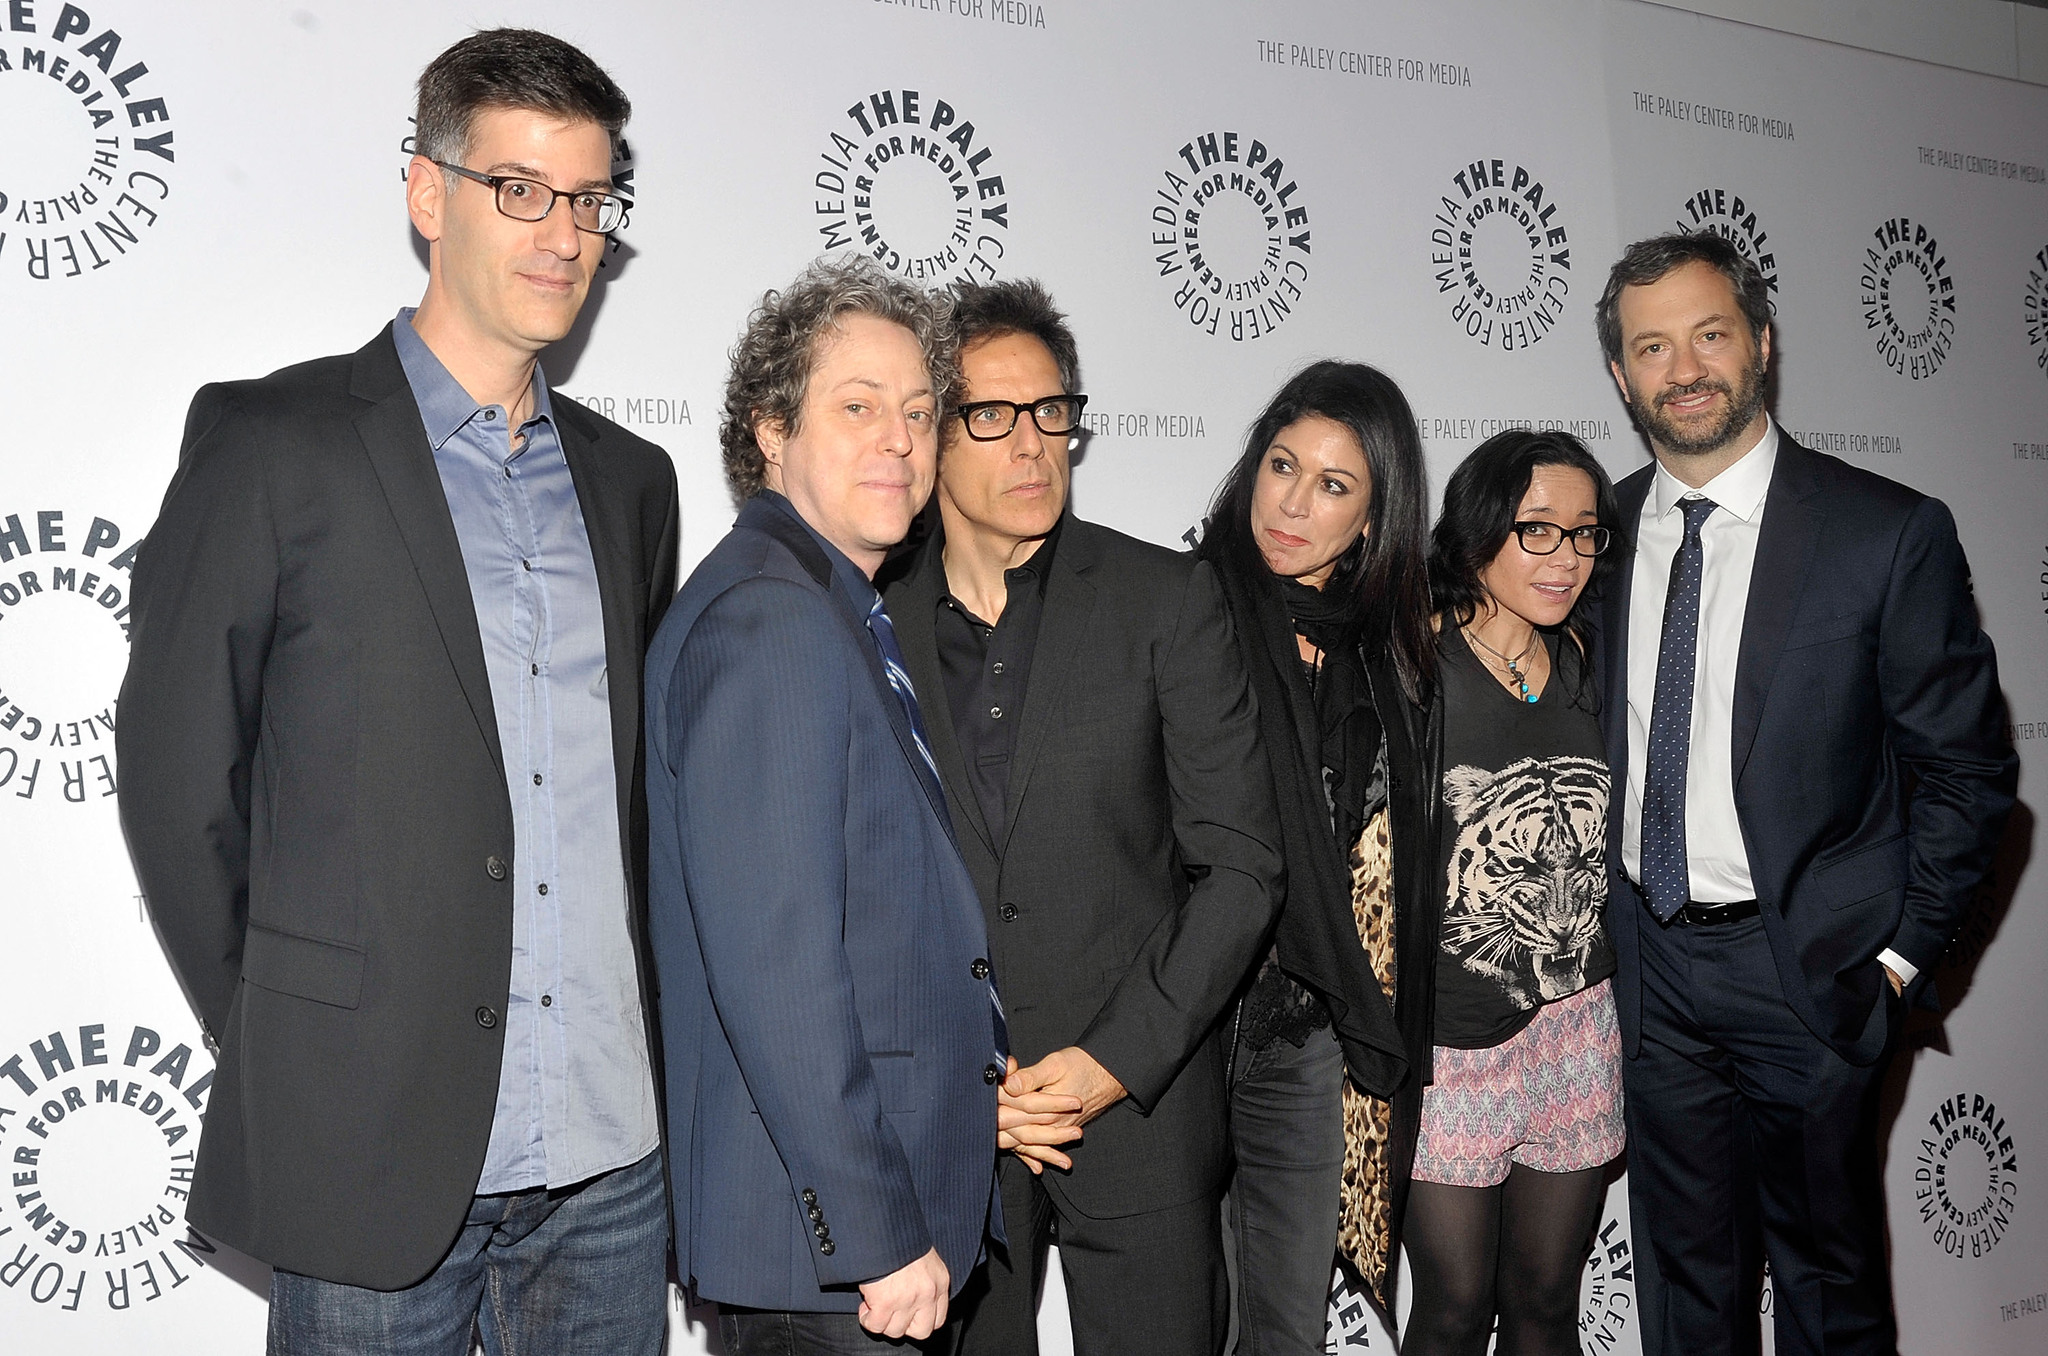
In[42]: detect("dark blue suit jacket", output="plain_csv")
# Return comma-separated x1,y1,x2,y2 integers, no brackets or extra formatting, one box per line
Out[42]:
1596,437,2016,1065
645,493,998,1312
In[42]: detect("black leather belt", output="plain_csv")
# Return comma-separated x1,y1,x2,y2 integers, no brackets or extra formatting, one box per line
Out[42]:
1675,899,1760,926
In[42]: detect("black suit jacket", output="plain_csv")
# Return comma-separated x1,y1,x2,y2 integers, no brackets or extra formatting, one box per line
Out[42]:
882,515,1283,1219
1596,436,2014,1065
117,325,680,1288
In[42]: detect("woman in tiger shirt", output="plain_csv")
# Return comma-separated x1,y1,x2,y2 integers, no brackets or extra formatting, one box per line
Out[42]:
1405,428,1627,1356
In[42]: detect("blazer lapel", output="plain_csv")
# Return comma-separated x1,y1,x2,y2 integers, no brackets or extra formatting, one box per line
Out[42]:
1601,466,1652,778
1731,441,1825,782
350,335,504,777
559,418,643,819
1000,520,1097,856
890,540,996,855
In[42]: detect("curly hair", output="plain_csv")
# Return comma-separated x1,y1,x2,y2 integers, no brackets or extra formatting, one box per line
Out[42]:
720,256,962,501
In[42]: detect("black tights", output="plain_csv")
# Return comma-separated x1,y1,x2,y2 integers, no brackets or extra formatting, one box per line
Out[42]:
1401,1164,1607,1356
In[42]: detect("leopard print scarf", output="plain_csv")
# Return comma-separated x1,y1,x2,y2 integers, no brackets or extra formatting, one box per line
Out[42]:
1335,805,1398,1306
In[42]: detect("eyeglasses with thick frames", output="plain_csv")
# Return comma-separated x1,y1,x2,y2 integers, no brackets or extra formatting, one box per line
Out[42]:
1511,521,1612,556
956,395,1089,442
435,161,626,234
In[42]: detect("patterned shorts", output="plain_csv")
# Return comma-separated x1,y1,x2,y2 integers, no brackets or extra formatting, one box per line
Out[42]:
1411,978,1625,1187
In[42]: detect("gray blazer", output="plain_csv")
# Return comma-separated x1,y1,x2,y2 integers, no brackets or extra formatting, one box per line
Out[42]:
117,325,679,1289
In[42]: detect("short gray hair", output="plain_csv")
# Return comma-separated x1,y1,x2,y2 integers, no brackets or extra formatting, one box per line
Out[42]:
414,29,630,166
721,256,962,501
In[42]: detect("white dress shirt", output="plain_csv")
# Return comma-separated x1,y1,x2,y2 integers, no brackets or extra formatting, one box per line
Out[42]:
1620,419,1917,985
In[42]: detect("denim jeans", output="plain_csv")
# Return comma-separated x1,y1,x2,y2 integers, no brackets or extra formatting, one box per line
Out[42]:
1225,1023,1345,1356
267,1148,669,1356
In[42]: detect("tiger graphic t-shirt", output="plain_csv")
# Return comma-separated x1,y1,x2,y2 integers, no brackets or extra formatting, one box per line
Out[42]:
1433,626,1616,1048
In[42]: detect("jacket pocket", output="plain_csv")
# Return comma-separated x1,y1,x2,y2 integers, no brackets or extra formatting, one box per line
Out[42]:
241,923,367,1008
1782,612,1863,651
1816,832,1908,910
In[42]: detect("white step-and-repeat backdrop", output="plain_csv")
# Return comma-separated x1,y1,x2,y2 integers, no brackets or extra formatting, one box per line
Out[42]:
2,1,2041,1352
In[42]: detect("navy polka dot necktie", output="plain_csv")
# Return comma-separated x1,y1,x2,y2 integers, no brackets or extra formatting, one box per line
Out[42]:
1640,496,1718,923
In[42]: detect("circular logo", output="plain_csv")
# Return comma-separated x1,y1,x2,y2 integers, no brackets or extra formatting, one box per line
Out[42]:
0,509,133,810
1150,130,1312,342
813,89,1010,285
1430,157,1573,350
1324,1263,1381,1349
0,4,175,284
0,1021,216,1314
1672,187,1779,306
1578,1210,1635,1351
1915,1091,2019,1260
1860,217,1957,380
2026,245,2046,380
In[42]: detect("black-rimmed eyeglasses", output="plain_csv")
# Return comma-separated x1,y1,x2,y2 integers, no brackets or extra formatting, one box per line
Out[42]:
1511,522,1612,556
436,162,627,234
956,395,1089,441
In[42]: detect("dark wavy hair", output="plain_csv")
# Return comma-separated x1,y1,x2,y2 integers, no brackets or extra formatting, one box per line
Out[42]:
1430,429,1622,697
1202,361,1436,703
1596,232,1772,368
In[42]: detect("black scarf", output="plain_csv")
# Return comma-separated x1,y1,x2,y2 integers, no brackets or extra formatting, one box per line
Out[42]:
1197,521,1407,1096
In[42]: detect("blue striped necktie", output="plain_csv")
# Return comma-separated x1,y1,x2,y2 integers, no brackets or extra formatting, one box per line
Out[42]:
865,594,1008,1060
1641,496,1717,923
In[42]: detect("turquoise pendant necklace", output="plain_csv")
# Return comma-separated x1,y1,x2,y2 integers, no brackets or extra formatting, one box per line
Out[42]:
1465,625,1539,703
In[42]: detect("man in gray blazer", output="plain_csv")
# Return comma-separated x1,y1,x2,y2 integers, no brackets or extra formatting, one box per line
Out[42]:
118,31,675,1354
646,256,1006,1353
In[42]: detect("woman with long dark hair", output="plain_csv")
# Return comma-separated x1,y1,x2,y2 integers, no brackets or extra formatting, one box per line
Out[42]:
1404,429,1626,1356
1194,361,1440,1352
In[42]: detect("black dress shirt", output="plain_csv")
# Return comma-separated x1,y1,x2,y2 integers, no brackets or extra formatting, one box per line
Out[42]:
933,522,1061,839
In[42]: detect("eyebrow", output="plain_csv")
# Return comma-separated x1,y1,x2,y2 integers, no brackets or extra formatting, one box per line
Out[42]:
482,160,614,193
1268,441,1360,479
1522,505,1601,519
1628,312,1735,347
832,377,936,401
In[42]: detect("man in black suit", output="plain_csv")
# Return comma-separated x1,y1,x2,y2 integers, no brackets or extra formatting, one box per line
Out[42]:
1592,233,2016,1356
881,280,1283,1355
117,31,676,1354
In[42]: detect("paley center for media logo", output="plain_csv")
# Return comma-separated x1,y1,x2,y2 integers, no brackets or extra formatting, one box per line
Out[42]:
0,508,135,810
1860,216,1956,380
1431,156,1574,351
0,1020,217,1315
1149,129,1312,343
812,87,1011,286
1,1,176,281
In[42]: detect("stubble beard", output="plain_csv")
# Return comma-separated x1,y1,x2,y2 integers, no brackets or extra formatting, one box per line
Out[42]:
1632,353,1768,460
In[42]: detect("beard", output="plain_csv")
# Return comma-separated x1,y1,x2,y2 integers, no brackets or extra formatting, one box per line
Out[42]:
1630,352,1768,457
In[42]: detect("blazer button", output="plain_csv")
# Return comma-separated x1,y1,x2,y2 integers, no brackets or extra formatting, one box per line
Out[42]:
801,1188,817,1205
984,1063,1002,1084
475,1006,499,1030
808,1206,823,1222
999,903,1018,922
815,1223,830,1239
486,856,507,881
971,958,991,980
819,1240,836,1256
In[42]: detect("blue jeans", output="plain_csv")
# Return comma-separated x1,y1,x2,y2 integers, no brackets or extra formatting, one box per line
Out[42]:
1225,1023,1345,1356
267,1148,668,1356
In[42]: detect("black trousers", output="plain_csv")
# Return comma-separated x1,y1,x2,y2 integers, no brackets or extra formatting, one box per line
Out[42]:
1624,909,1899,1356
947,1154,1227,1356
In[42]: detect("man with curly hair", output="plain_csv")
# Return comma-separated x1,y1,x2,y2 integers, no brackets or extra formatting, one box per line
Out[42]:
645,255,1008,1352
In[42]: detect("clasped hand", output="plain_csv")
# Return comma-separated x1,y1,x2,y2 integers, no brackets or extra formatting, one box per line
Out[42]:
994,1047,1126,1175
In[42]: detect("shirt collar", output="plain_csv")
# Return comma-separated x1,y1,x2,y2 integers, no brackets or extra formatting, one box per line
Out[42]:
757,490,879,608
1651,416,1778,524
392,307,555,454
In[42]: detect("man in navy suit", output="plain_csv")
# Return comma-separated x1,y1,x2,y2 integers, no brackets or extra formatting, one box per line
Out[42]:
1592,233,2015,1356
645,256,1012,1352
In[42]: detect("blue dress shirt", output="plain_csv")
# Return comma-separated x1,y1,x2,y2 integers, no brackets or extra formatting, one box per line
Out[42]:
394,311,658,1193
